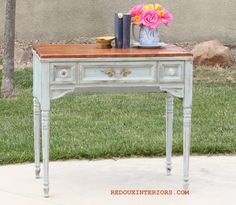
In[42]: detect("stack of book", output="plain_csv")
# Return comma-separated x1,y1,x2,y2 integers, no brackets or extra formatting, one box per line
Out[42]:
115,13,131,48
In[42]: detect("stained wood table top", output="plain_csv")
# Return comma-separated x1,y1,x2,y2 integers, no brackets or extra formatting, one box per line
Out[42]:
32,44,193,59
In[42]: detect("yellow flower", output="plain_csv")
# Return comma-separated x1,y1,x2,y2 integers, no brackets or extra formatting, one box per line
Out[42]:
143,4,154,11
155,4,162,11
133,15,141,24
158,10,165,17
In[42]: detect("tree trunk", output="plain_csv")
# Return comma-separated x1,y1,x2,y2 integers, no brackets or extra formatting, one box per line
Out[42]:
1,0,16,97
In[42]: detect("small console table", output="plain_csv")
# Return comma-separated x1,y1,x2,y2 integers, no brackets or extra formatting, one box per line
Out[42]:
32,44,193,197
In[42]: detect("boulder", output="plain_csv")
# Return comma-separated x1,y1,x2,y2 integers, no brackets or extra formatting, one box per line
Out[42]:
192,40,231,67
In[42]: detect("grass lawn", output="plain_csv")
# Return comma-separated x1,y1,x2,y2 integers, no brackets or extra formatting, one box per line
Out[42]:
0,66,236,164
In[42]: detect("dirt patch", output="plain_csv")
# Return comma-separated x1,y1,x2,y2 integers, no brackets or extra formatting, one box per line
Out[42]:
229,47,236,69
174,42,198,51
193,66,236,84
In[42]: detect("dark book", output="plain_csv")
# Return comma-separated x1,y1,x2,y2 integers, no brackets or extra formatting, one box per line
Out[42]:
114,13,123,48
123,14,131,48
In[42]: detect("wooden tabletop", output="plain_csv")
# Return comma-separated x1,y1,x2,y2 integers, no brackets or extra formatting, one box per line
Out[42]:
33,44,192,59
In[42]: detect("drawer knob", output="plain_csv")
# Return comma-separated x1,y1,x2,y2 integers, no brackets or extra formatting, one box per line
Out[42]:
60,69,69,78
101,68,131,78
102,68,116,77
120,68,131,77
167,68,176,76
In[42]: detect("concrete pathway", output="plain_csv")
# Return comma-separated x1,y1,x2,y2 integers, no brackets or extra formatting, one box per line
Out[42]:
0,156,235,205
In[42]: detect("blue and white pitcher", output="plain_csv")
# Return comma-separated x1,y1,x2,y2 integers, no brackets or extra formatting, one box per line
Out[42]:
132,24,160,46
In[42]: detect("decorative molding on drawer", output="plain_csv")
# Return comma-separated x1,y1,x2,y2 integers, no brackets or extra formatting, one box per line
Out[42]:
50,63,76,84
79,62,157,84
159,61,184,83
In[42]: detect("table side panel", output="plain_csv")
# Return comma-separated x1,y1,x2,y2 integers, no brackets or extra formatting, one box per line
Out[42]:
33,53,42,103
159,61,185,83
50,63,77,84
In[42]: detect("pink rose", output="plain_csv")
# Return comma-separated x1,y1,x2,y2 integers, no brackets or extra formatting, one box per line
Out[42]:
160,8,173,26
129,4,144,17
140,9,161,29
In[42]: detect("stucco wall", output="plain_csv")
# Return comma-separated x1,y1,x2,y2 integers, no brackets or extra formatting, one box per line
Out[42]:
0,0,236,44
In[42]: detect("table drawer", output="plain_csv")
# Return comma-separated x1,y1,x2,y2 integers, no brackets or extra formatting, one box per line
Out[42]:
159,61,184,83
79,62,157,84
50,63,76,84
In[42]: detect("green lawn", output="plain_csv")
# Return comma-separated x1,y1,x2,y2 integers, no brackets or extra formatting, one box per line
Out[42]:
0,67,236,164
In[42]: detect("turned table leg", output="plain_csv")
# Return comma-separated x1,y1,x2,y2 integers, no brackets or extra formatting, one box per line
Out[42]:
183,61,193,190
42,110,50,197
34,97,41,178
166,94,174,176
183,106,192,190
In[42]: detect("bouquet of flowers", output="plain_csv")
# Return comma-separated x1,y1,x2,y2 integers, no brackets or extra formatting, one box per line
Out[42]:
129,3,173,29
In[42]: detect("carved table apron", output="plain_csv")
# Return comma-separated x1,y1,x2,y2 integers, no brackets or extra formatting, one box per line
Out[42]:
32,44,193,197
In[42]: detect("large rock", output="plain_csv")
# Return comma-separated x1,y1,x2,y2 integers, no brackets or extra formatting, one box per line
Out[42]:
192,40,231,67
